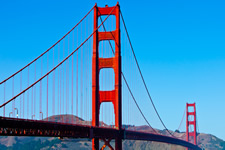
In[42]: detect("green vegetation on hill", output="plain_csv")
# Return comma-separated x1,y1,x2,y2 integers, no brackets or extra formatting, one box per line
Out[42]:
0,139,64,150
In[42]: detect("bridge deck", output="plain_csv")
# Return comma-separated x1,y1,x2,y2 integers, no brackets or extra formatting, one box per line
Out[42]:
0,117,201,150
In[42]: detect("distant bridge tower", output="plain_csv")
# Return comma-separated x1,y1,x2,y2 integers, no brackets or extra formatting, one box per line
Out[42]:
186,103,197,147
92,2,122,150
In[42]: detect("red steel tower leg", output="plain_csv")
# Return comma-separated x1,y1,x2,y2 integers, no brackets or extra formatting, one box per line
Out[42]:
92,3,122,150
92,4,100,149
186,103,197,149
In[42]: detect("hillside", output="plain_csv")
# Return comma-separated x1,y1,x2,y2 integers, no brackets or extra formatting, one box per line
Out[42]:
0,115,224,150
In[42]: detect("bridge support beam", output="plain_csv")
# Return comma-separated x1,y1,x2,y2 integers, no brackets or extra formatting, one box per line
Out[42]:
115,138,122,150
92,2,122,150
100,138,113,150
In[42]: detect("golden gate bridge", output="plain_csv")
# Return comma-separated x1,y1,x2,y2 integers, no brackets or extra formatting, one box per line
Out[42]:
0,3,201,150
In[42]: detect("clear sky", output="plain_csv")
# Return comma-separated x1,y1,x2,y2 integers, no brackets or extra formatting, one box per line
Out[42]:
0,0,225,140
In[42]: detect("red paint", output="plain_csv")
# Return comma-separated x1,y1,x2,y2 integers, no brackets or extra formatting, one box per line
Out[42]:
186,103,197,146
92,3,121,150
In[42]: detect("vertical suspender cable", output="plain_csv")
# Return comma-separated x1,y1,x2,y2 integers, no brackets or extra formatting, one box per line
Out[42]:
60,61,62,122
32,86,33,119
67,36,69,116
84,18,86,121
23,93,24,119
62,61,64,122
40,57,43,120
87,16,89,123
53,48,55,121
72,29,74,124
20,72,22,118
34,62,36,119
81,22,83,124
72,52,74,124
27,66,29,119
12,76,14,117
58,44,60,118
101,39,104,123
3,83,5,117
60,43,62,122
47,53,49,121
76,27,79,124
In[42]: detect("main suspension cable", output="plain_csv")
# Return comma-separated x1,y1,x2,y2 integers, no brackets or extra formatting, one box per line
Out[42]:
120,10,174,137
0,6,116,108
177,107,186,132
122,74,158,133
0,6,95,85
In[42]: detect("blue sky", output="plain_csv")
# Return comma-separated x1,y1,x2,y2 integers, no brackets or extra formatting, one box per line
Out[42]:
0,0,225,140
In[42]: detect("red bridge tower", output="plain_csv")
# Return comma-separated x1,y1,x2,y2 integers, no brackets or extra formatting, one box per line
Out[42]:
186,103,197,147
92,3,122,150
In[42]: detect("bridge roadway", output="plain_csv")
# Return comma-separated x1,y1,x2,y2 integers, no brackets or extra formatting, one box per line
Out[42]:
0,117,201,150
